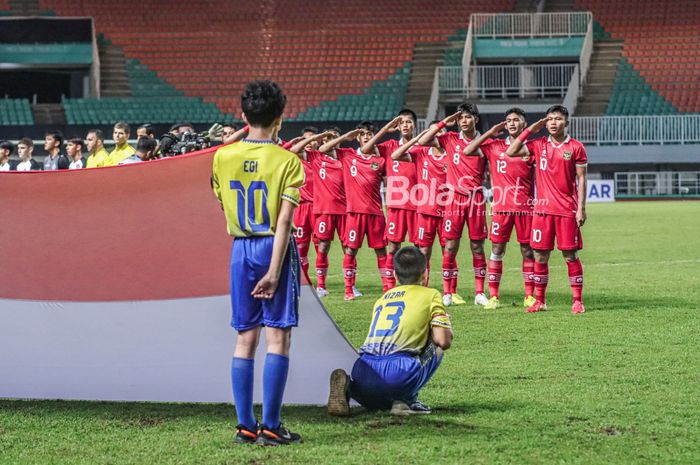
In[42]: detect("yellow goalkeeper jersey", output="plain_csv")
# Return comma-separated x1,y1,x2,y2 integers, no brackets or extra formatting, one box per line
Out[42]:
212,140,303,237
359,285,451,356
106,143,135,166
86,147,110,168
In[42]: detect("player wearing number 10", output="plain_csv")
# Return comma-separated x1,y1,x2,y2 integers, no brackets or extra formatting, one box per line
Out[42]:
327,247,453,416
211,80,304,446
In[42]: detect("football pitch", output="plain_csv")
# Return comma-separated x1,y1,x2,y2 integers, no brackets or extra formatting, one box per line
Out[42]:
1,201,698,465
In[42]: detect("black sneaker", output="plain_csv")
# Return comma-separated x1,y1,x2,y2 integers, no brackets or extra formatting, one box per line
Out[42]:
234,424,258,444
408,400,432,414
256,423,302,446
327,368,351,416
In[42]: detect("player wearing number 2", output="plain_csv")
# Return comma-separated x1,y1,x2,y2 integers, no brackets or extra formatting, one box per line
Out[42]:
212,80,304,445
327,246,452,416
506,105,587,314
463,108,536,310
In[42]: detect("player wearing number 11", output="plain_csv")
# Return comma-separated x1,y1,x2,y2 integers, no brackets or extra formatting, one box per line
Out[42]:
212,80,304,445
327,247,453,416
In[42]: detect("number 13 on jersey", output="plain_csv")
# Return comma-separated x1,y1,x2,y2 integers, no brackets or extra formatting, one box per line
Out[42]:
368,301,405,337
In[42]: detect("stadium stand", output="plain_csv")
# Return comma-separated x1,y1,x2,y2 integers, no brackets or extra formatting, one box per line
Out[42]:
575,0,700,113
0,99,34,125
39,0,514,121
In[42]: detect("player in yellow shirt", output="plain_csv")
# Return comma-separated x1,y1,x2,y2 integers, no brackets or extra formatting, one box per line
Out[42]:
211,80,304,446
327,246,453,416
106,121,135,166
85,129,110,168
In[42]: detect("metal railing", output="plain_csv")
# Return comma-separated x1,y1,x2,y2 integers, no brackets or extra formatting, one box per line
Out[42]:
438,64,577,99
615,171,700,196
470,12,592,38
562,65,580,115
570,115,700,145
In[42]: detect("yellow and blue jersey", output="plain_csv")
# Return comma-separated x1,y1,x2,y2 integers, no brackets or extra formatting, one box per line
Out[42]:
359,285,451,356
212,141,304,237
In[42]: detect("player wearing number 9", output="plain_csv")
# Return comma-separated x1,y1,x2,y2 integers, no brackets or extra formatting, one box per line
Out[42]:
211,80,304,445
327,247,453,416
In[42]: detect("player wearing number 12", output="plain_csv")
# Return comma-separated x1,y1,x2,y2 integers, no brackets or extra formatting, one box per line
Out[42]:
211,80,304,446
327,247,453,416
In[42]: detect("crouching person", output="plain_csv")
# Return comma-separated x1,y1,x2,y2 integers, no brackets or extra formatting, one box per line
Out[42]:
328,246,452,416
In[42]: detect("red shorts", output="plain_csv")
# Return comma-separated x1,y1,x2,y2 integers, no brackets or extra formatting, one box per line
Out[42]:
530,214,583,251
490,212,533,245
386,208,416,244
345,212,387,249
314,213,346,243
443,190,488,241
415,213,446,248
293,202,314,245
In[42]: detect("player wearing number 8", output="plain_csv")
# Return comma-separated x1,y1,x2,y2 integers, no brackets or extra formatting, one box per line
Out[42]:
212,80,304,445
327,247,453,416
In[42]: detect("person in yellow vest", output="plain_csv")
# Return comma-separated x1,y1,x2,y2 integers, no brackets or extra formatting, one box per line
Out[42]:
85,129,111,168
106,121,135,166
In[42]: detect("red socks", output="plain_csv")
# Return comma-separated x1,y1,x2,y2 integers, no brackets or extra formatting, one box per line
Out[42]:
523,258,535,297
473,252,486,295
343,254,357,294
487,255,503,298
533,261,549,303
316,251,329,289
297,241,310,279
381,253,396,291
442,252,458,295
567,258,584,302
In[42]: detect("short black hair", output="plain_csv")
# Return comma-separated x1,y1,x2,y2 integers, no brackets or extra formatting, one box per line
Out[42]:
241,80,287,128
87,129,104,141
355,121,376,133
323,125,342,135
398,108,417,123
138,123,155,137
505,107,526,119
301,126,319,135
0,140,15,153
169,123,181,132
546,105,569,119
457,103,480,117
136,136,157,153
67,136,84,149
393,246,428,285
45,130,64,145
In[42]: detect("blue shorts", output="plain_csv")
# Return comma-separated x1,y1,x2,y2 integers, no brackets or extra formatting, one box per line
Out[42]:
230,236,300,331
350,344,443,410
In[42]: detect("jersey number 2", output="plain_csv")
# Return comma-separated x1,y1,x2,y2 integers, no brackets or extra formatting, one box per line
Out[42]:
229,180,270,232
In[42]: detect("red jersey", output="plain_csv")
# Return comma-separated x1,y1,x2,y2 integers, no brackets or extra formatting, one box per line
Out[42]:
409,147,449,218
437,131,488,194
336,147,385,216
308,150,346,215
527,135,588,218
377,139,417,211
299,151,314,203
480,138,535,214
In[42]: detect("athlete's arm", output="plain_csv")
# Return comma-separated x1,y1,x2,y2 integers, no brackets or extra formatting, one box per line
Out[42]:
576,164,587,227
223,125,249,144
506,117,548,157
251,199,296,299
417,111,460,148
391,129,429,161
319,129,361,154
430,326,453,350
464,122,505,156
287,132,330,154
360,116,401,154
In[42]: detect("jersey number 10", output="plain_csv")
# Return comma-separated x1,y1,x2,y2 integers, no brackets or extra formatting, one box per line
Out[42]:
229,180,271,232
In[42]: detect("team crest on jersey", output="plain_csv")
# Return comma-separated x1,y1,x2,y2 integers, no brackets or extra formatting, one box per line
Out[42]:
499,152,505,159
563,151,572,160
371,162,379,170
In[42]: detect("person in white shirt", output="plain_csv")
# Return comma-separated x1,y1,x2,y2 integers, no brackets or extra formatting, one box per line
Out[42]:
0,140,14,171
16,137,41,171
66,136,87,170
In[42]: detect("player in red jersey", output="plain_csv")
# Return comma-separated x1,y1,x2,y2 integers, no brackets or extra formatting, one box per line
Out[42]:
418,104,489,308
284,126,322,280
463,108,537,310
506,105,587,314
360,109,420,288
390,126,451,286
319,122,390,300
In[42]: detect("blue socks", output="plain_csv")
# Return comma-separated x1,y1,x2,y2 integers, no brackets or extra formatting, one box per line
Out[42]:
231,357,256,430
262,353,289,429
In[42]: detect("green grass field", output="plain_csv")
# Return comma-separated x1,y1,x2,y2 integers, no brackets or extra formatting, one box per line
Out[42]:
1,201,699,465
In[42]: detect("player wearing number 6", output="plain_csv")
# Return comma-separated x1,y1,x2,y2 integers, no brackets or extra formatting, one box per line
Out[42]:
506,105,587,314
211,80,304,445
327,247,452,416
463,108,536,310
